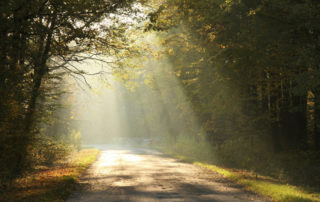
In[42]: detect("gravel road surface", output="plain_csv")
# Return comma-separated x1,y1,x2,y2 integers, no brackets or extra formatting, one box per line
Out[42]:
67,146,267,202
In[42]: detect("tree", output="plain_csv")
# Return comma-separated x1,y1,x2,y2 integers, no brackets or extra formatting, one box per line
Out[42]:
0,0,146,179
141,0,320,185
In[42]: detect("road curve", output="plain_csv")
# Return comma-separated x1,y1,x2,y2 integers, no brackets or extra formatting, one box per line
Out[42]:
67,146,267,202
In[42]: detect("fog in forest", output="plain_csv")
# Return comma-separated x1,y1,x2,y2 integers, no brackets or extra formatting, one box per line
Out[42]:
2,1,320,200
69,40,203,147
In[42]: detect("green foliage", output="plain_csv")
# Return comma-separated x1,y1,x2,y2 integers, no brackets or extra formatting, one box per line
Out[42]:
0,0,146,180
113,0,320,186
133,0,320,188
30,136,71,166
163,134,213,162
68,130,82,151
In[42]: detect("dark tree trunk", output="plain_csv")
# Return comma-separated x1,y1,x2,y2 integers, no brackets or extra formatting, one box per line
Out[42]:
15,16,56,175
271,122,282,152
314,93,320,150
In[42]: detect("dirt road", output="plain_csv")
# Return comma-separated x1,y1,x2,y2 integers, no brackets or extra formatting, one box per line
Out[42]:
67,146,267,202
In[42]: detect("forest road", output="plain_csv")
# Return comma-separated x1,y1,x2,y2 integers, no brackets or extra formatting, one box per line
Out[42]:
67,146,268,202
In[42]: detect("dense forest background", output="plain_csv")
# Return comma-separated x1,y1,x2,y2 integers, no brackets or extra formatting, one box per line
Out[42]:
114,0,320,187
1,0,320,190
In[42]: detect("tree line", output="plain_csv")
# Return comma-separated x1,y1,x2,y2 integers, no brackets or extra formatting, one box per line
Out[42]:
0,0,145,183
1,0,320,188
120,0,320,186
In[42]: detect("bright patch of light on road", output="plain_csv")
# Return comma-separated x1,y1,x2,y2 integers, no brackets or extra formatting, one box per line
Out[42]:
98,150,144,167
122,154,143,163
98,150,122,167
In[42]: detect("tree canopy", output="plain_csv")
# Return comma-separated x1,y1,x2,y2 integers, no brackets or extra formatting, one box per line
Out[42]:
0,0,146,180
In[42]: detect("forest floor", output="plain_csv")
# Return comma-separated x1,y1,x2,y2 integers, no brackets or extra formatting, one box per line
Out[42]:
67,145,267,202
1,148,99,201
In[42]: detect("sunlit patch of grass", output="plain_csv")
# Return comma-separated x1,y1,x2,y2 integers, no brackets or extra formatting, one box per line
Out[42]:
193,162,320,202
1,149,99,201
195,162,320,201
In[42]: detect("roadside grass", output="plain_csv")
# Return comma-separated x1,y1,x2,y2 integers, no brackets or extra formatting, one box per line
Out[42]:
1,149,99,201
161,150,320,202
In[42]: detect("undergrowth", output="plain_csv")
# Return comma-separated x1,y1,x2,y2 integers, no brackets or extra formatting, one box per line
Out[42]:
153,135,320,202
0,148,99,201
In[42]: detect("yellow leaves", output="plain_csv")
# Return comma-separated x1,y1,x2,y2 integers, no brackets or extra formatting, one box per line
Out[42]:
3,149,99,201
220,0,234,9
176,70,181,77
204,24,212,31
150,50,165,60
248,9,256,16
122,73,130,80
220,44,227,49
198,47,205,53
248,5,262,16
182,78,199,85
144,78,152,86
173,6,179,11
151,52,159,58
168,48,174,55
125,81,138,92
208,32,216,42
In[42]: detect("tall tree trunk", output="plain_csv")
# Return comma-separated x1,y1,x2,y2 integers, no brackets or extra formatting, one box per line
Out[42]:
15,16,56,175
314,92,320,150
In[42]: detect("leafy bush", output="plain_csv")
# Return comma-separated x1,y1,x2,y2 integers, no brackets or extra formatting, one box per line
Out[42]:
67,130,82,151
30,136,71,166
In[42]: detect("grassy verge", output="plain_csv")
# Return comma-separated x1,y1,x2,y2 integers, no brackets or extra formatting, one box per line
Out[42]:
159,149,320,202
2,148,100,202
